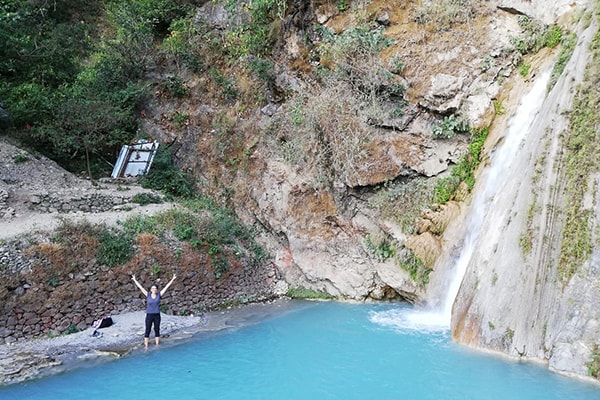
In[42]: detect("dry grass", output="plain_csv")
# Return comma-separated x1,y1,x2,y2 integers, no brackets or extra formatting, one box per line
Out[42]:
412,0,489,31
269,23,407,186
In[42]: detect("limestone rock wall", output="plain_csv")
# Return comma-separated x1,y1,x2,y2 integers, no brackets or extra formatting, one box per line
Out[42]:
450,7,599,378
498,0,587,24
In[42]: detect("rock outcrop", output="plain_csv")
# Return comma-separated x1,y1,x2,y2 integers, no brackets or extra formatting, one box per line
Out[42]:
169,0,532,304
449,6,599,378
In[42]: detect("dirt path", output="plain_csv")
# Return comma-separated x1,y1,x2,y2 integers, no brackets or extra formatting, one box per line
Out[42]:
0,202,177,240
0,136,175,240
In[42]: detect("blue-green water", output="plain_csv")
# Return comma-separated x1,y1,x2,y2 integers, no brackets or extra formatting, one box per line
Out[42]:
2,301,599,399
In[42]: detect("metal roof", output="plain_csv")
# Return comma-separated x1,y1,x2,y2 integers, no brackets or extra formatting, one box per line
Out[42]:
111,140,159,178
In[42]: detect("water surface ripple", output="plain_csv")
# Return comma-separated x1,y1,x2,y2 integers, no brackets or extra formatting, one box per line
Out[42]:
2,301,598,400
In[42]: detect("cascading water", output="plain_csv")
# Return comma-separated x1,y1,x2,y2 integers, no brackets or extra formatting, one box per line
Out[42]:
370,69,553,332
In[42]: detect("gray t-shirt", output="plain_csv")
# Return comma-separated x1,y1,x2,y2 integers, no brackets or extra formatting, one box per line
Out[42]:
146,293,160,314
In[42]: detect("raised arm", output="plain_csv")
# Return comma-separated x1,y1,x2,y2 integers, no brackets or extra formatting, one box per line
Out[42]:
161,274,177,296
132,275,148,296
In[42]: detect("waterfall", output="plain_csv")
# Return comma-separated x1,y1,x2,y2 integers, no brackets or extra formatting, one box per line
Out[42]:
370,69,553,333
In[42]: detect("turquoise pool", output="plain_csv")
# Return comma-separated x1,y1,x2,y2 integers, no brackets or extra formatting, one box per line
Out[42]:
2,301,599,399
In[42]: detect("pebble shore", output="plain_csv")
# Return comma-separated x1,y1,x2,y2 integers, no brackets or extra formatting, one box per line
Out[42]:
0,298,302,387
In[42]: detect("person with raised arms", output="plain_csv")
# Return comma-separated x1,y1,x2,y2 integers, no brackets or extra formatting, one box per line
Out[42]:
132,274,177,348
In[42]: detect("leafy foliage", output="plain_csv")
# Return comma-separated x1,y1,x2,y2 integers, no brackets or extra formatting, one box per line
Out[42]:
97,228,134,267
139,145,196,198
432,115,469,139
0,0,193,178
510,16,565,55
588,344,600,379
433,127,488,204
286,286,335,299
119,198,269,277
132,193,164,205
248,58,276,84
365,234,396,261
224,0,286,58
396,247,431,287
0,0,95,87
63,324,81,335
162,16,203,73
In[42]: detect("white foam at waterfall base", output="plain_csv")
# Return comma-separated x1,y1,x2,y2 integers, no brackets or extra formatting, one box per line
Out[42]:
371,69,552,333
369,307,449,334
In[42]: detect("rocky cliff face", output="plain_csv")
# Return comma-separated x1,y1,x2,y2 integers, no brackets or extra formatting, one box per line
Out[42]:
187,0,600,380
142,0,558,303
449,2,600,379
172,1,597,329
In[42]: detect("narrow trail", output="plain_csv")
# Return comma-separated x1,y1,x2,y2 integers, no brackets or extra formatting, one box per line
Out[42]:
0,137,175,240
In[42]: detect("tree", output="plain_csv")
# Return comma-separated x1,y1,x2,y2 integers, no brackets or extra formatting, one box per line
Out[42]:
32,74,141,180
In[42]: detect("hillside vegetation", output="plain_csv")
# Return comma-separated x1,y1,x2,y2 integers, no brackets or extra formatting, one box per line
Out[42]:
0,0,578,296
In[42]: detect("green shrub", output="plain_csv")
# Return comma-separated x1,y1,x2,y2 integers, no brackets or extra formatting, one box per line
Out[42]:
161,16,201,73
286,286,335,299
248,58,276,84
132,192,163,205
433,127,488,203
365,234,396,260
12,152,30,163
224,0,285,58
511,17,565,56
287,98,305,127
172,111,189,128
163,76,191,98
122,214,162,235
588,344,600,379
433,175,461,204
544,25,564,48
97,228,134,267
120,198,269,278
109,0,193,38
493,100,505,115
63,324,81,335
210,68,239,102
396,248,431,287
46,277,60,287
0,0,95,88
2,82,55,129
139,145,195,198
519,63,531,77
172,213,197,241
505,327,515,340
432,115,469,139
511,16,546,54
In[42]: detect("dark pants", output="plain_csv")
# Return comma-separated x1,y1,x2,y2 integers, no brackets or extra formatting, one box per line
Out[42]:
144,313,161,338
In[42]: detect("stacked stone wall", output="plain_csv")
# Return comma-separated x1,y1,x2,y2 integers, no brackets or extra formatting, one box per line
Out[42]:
0,242,280,344
29,192,135,214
